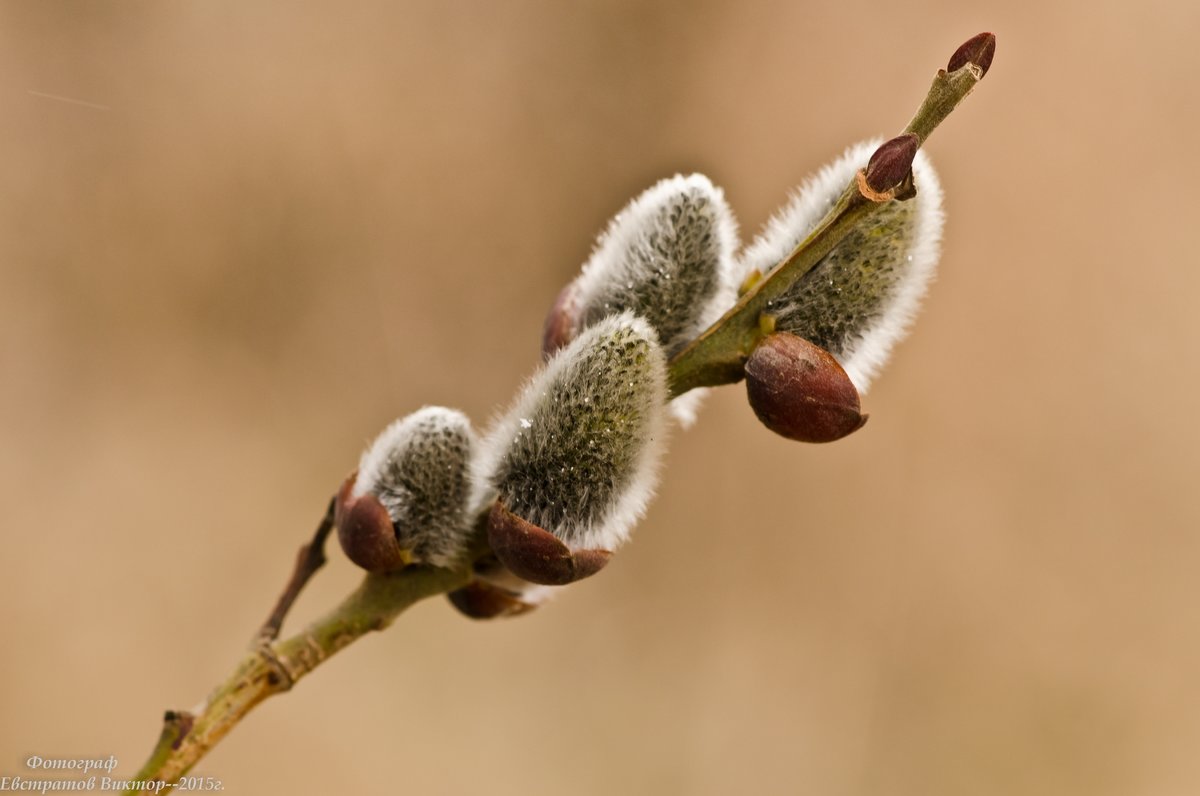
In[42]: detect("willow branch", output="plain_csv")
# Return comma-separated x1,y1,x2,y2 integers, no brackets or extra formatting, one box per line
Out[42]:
126,32,994,795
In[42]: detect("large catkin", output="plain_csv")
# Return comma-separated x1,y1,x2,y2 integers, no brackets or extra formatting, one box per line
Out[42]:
476,313,668,552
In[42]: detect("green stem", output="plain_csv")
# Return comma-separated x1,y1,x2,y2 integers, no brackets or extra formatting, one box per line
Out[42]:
124,565,469,794
904,62,986,145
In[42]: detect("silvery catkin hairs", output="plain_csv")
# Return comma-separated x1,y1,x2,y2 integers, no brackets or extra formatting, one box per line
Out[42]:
569,174,739,356
476,312,668,554
738,140,945,393
349,406,476,568
545,174,739,427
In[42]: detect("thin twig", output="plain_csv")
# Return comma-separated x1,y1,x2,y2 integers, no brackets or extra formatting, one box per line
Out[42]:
255,496,336,645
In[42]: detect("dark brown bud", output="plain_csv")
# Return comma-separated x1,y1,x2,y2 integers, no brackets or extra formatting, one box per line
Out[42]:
947,32,996,78
744,332,868,443
334,473,412,572
862,134,920,197
447,580,537,620
487,501,611,586
541,283,580,360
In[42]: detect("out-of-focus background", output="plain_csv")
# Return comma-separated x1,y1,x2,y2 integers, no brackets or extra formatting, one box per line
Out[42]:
1,2,1196,794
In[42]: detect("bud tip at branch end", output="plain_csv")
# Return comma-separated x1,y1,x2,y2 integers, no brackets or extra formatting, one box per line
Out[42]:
947,32,996,78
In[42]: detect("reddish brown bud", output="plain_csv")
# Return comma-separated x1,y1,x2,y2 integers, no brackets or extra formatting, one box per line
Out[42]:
744,332,868,443
947,32,996,78
541,283,580,360
862,134,920,197
334,474,411,572
447,580,537,620
487,501,611,586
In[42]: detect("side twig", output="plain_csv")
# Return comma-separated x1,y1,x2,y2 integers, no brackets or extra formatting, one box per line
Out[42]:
254,496,336,645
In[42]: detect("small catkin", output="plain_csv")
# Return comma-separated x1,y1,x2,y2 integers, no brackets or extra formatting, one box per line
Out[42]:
738,140,944,393
476,312,668,552
353,407,476,568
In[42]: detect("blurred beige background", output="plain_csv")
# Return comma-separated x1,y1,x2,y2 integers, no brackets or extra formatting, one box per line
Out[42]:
1,2,1197,794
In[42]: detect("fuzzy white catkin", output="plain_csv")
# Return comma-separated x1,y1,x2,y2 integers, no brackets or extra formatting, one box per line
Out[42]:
474,312,668,552
574,174,739,355
353,406,476,568
569,174,739,427
737,140,944,393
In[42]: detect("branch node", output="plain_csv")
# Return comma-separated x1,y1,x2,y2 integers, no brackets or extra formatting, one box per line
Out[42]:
256,644,295,693
162,710,195,751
